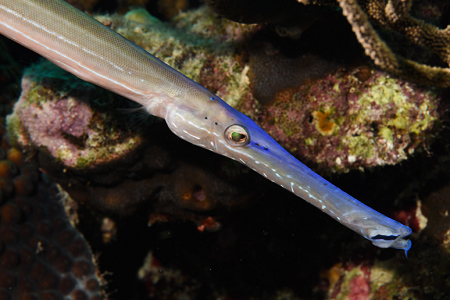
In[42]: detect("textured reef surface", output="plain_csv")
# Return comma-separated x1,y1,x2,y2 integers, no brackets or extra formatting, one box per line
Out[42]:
0,135,104,299
1,0,450,299
92,3,443,173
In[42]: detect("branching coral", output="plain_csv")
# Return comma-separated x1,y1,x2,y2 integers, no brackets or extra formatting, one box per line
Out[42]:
336,0,450,87
360,0,450,64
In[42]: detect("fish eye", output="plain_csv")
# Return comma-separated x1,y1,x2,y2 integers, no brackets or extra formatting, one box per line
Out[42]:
224,125,250,147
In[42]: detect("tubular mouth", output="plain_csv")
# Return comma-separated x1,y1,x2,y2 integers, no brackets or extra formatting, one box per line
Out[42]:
370,227,412,258
372,234,398,241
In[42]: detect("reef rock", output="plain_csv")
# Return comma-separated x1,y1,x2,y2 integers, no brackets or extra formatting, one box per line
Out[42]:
7,60,257,223
0,139,104,300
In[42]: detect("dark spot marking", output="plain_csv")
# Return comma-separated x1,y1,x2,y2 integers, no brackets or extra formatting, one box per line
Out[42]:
205,117,208,120
215,122,218,125
370,122,378,134
255,143,259,146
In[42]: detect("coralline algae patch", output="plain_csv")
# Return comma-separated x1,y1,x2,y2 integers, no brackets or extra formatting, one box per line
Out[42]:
258,68,440,172
7,61,144,169
323,260,415,300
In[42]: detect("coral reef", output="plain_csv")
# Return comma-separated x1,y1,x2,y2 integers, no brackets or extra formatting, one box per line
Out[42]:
335,0,450,87
8,61,256,220
93,6,444,172
95,6,257,109
322,260,414,299
256,67,440,172
0,136,104,299
3,2,450,299
320,178,450,299
8,60,147,170
207,0,450,88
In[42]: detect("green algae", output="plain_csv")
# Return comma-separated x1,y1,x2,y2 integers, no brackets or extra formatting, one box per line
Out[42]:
124,8,161,25
378,126,394,143
357,76,437,142
336,73,438,168
347,135,375,159
5,113,21,148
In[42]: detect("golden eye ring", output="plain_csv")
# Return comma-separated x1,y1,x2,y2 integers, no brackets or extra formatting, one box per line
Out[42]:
224,125,250,147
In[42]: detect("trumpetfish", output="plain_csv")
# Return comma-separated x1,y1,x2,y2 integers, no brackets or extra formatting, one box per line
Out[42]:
0,0,412,255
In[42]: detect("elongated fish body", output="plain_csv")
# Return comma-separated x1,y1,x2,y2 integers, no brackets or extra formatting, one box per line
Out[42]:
0,0,412,255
